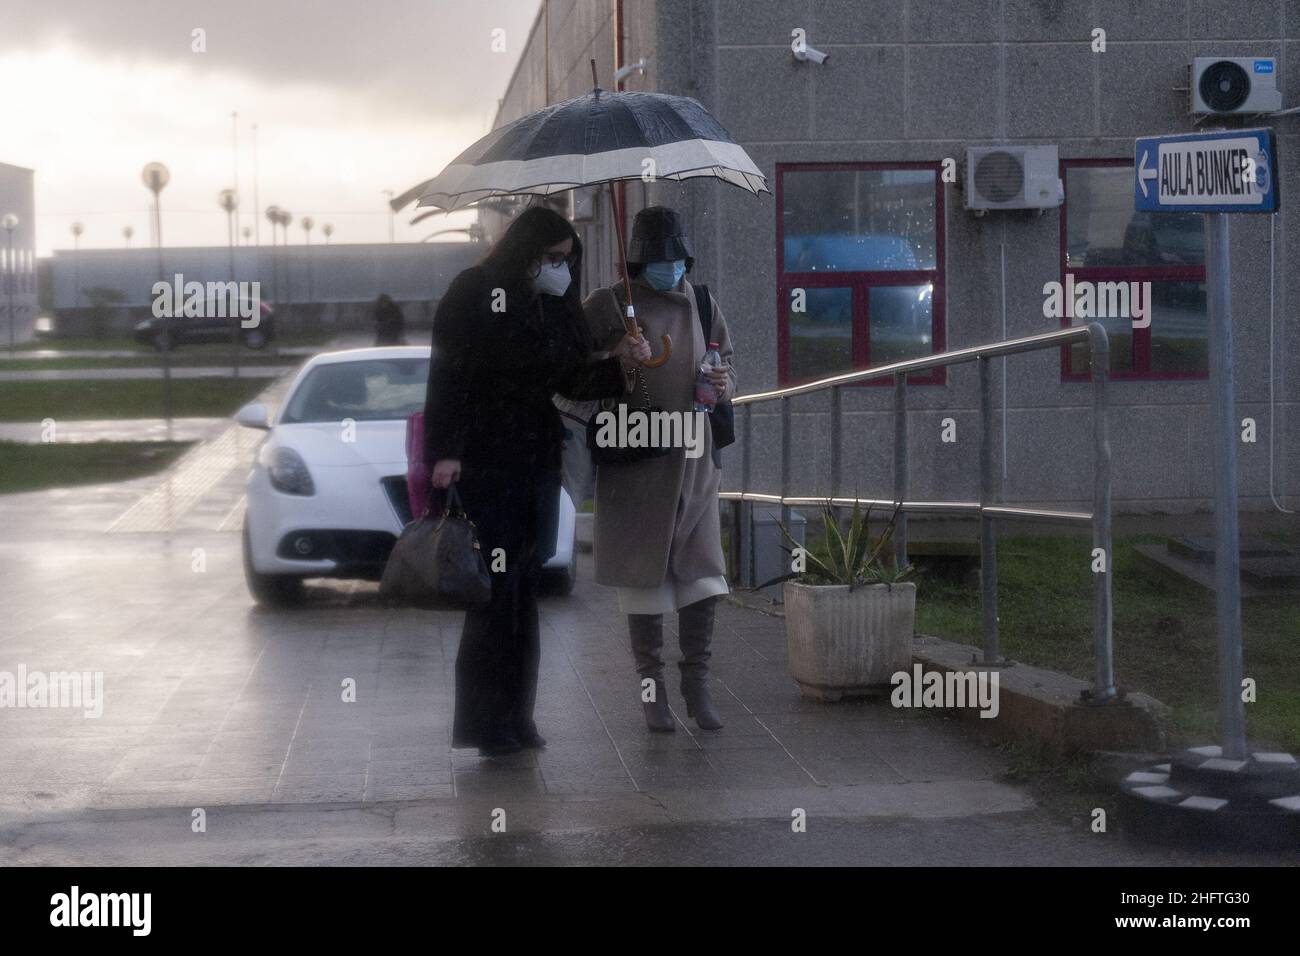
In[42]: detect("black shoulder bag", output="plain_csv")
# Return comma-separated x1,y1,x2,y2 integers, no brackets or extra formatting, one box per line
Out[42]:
585,365,671,465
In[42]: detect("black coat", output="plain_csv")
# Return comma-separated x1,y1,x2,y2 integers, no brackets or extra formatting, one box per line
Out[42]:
422,264,624,557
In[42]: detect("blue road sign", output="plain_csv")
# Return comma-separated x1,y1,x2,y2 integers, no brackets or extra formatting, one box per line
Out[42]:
1134,128,1279,214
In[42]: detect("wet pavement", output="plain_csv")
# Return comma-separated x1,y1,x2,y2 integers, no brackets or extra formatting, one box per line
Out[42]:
1,382,1295,865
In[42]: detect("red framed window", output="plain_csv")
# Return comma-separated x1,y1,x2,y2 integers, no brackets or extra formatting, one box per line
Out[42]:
777,162,946,386
1060,158,1208,381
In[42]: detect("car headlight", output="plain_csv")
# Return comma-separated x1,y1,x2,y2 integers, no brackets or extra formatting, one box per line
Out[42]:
263,446,315,496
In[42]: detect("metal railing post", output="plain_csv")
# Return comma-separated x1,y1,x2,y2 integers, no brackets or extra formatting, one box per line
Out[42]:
978,356,999,665
829,385,842,505
780,396,791,534
893,372,908,570
1089,323,1117,702
739,403,754,587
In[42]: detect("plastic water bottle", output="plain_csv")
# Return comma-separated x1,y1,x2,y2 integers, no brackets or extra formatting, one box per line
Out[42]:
693,342,722,413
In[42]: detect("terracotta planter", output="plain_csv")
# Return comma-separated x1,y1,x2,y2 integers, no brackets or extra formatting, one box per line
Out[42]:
783,580,916,701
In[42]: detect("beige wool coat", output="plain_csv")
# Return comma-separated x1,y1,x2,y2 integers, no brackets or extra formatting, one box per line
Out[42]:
581,275,739,589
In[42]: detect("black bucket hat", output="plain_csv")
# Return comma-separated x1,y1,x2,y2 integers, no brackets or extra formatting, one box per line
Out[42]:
627,206,694,270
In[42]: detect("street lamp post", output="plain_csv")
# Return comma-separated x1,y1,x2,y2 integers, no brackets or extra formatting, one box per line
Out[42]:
141,162,172,423
2,213,17,354
301,216,314,306
265,205,281,310
383,190,395,243
219,189,240,378
277,209,292,322
70,222,84,311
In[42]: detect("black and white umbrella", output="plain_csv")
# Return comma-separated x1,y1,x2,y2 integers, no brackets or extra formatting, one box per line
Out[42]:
393,68,768,367
393,88,767,211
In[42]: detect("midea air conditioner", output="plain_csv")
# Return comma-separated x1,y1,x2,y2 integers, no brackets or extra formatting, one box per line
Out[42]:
1191,57,1282,114
964,145,1061,211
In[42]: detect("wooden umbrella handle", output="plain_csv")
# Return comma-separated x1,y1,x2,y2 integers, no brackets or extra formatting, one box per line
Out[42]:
624,308,676,369
643,334,672,368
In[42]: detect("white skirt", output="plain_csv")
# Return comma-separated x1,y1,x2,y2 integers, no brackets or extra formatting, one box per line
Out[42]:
616,574,730,615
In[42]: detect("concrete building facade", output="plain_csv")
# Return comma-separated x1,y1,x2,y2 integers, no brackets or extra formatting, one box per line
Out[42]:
487,0,1300,515
0,162,38,345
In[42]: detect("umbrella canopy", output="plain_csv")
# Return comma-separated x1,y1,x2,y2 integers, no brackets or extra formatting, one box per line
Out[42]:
393,88,768,212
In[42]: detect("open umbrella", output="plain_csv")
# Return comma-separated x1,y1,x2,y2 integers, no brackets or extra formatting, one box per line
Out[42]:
393,62,768,367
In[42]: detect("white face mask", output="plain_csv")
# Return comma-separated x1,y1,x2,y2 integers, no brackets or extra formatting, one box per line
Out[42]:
532,260,572,297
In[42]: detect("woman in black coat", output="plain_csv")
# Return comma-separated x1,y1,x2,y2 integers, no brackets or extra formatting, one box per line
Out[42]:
423,206,649,757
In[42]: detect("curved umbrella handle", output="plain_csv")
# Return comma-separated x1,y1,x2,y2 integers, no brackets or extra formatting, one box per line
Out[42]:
642,334,672,369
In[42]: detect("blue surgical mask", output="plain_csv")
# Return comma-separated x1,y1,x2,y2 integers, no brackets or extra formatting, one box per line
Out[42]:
644,259,686,291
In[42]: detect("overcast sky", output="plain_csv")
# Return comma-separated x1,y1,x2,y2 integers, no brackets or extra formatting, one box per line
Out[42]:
3,0,542,254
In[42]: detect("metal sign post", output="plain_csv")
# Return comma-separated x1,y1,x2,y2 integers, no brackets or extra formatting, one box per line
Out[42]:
1118,129,1300,845
1133,128,1277,760
1204,211,1246,760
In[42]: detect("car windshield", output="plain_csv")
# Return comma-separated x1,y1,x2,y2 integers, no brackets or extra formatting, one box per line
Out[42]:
279,358,429,424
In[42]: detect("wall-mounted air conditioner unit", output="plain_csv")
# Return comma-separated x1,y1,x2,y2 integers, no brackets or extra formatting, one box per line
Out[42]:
964,145,1061,211
1190,57,1282,114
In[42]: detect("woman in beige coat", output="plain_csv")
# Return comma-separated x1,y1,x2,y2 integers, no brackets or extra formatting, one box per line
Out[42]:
582,206,737,732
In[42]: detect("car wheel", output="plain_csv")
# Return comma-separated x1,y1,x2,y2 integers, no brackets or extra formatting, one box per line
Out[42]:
242,522,304,607
242,328,268,349
153,330,173,351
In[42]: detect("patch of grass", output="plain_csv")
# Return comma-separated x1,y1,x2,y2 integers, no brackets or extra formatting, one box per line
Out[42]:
913,534,1300,753
15,328,336,352
0,440,193,493
0,355,297,371
0,378,269,421
12,336,139,351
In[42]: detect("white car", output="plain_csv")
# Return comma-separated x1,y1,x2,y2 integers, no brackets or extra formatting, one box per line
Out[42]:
236,346,578,606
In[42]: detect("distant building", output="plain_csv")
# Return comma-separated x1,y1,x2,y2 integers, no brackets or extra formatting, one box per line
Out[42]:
0,162,38,344
46,241,481,336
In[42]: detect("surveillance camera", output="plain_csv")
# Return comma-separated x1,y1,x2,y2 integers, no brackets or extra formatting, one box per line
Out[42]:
615,59,647,83
793,46,829,65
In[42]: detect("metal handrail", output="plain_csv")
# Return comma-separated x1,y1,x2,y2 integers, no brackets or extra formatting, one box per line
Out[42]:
723,322,1116,703
731,326,1091,404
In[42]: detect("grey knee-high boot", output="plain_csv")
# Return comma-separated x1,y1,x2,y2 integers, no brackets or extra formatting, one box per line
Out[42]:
677,597,724,730
628,614,674,733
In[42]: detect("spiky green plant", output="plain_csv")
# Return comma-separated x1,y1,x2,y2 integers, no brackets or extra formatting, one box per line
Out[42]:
776,501,912,589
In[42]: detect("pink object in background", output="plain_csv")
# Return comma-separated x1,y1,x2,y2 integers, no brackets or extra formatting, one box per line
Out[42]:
405,411,437,520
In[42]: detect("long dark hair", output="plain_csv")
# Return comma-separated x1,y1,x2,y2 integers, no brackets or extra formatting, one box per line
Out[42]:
480,205,589,348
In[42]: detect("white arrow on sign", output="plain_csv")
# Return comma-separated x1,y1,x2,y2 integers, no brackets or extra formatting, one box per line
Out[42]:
1138,148,1157,199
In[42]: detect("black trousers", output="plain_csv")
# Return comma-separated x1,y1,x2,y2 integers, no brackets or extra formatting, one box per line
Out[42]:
450,464,558,748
